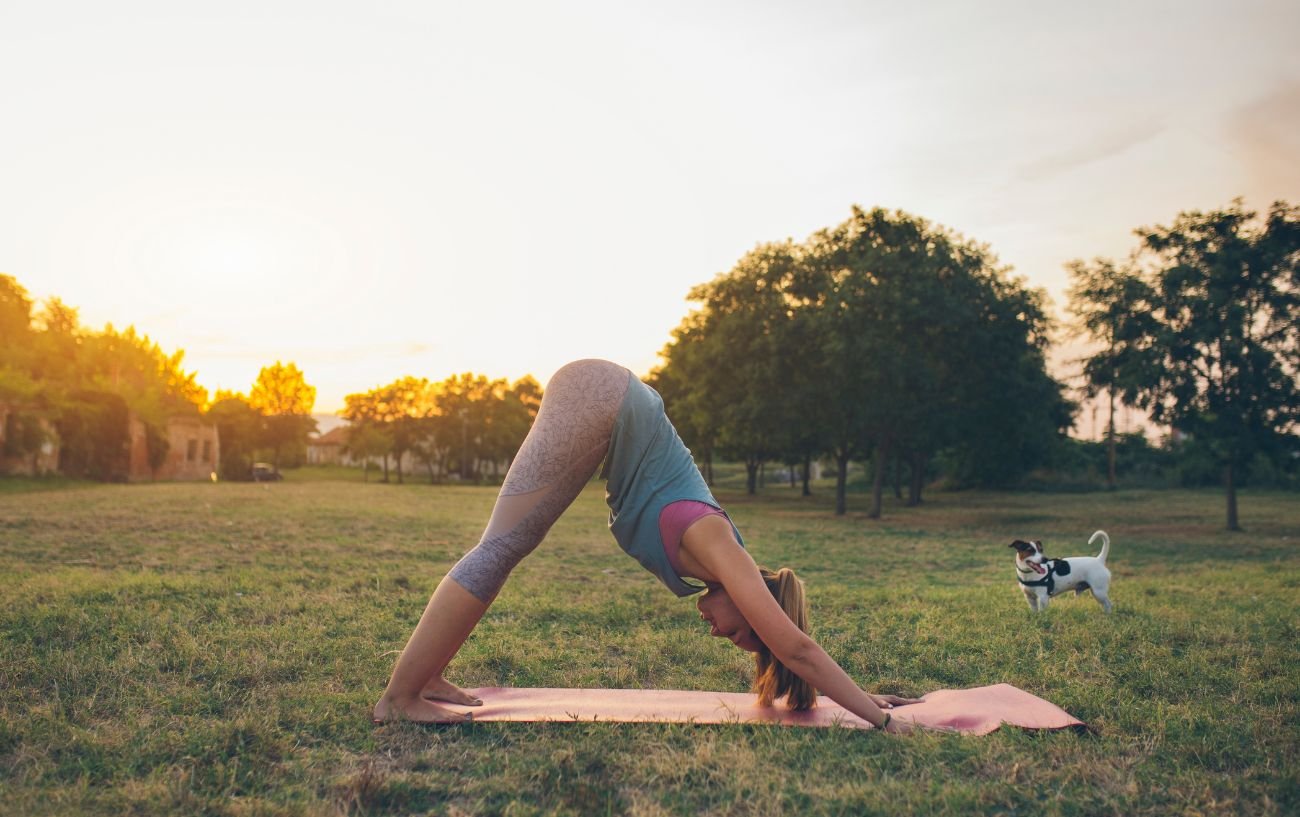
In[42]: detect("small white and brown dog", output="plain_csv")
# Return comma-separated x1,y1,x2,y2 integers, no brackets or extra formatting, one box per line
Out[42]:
1009,531,1113,613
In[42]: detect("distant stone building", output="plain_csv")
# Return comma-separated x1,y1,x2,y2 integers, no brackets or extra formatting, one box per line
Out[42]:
127,414,220,481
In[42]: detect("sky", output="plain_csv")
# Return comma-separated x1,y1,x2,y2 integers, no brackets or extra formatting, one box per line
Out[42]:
2,0,1298,414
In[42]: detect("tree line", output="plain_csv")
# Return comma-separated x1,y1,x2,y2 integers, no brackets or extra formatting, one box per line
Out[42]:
339,373,542,484
649,200,1298,529
0,278,326,482
4,196,1295,528
0,279,207,479
0,274,540,485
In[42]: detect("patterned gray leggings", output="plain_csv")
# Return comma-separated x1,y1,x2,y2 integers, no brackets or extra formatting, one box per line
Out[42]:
447,359,631,603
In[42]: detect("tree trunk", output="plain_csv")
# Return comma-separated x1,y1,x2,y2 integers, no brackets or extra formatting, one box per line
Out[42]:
789,464,796,488
1107,389,1117,490
745,459,759,495
892,451,903,499
1225,462,1240,531
382,455,390,483
907,451,926,506
835,450,849,516
868,441,888,519
801,454,812,497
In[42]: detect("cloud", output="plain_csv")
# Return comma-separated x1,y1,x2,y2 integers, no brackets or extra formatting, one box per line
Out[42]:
1016,119,1167,183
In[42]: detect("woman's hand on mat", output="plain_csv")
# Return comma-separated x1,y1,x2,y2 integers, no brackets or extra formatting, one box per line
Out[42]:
422,676,483,706
871,693,922,708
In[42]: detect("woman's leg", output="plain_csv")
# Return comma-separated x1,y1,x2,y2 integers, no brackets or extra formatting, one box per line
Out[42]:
374,360,630,722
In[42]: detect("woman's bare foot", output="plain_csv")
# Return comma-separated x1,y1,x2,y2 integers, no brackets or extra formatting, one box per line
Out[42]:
372,694,472,724
421,676,482,706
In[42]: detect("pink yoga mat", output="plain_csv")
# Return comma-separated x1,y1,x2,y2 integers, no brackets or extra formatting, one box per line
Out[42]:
445,684,1083,735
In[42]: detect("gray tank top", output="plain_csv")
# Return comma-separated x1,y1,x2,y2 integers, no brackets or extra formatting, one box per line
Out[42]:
601,372,745,596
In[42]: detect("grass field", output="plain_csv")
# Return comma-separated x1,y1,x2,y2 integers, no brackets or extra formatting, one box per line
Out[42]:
1,474,1297,816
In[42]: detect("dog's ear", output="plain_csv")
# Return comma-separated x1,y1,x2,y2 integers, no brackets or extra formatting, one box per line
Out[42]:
1009,540,1031,551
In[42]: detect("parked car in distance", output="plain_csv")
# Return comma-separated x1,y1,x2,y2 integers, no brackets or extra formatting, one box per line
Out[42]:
251,462,283,482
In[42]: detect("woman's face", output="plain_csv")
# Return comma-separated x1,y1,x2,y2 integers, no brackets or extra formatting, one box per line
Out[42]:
696,587,763,653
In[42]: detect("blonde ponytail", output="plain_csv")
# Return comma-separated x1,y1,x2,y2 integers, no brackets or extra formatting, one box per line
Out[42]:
752,567,816,710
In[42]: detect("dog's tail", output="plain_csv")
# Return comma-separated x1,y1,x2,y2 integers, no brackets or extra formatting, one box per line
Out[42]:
1090,530,1110,563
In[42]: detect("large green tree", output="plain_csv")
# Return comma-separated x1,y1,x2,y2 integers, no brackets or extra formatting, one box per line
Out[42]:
657,205,1070,518
678,241,805,495
811,207,1068,515
1073,200,1299,530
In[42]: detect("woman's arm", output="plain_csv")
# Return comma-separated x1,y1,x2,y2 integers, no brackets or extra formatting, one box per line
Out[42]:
684,516,911,732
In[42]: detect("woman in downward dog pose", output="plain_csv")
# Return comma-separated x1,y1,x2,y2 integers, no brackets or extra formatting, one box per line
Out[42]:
373,359,918,732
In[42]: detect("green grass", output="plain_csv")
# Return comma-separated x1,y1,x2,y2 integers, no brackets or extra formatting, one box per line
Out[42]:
1,476,1297,816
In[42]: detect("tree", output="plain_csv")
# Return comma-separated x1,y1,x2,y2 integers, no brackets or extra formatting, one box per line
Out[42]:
0,274,33,354
341,379,437,484
208,392,264,480
373,376,436,485
55,390,130,480
80,325,207,474
690,242,805,495
341,389,392,481
1067,258,1159,489
343,422,392,483
482,376,541,478
809,207,1069,515
249,361,317,472
0,276,43,472
435,373,498,481
1076,200,1299,530
652,313,723,486
657,205,1071,518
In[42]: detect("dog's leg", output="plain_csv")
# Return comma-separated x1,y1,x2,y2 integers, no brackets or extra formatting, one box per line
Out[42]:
1021,587,1040,612
1090,587,1113,613
1037,593,1051,612
1090,572,1113,613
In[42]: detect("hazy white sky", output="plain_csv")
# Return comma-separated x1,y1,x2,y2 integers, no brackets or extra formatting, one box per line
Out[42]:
2,0,1297,411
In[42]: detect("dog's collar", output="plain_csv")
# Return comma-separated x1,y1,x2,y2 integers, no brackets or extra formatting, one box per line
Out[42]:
1017,560,1060,594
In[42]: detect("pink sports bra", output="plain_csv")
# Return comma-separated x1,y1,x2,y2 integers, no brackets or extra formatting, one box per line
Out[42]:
658,500,727,578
